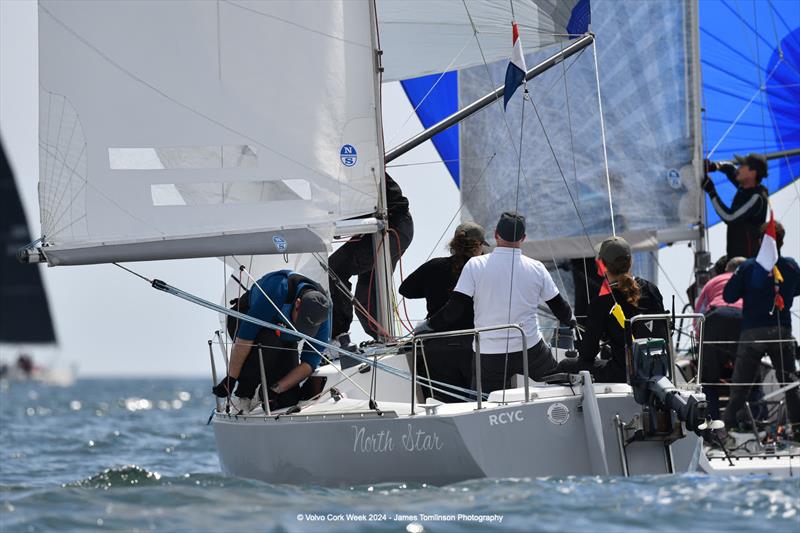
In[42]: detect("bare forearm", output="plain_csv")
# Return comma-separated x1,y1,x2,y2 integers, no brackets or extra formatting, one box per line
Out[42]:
277,363,313,391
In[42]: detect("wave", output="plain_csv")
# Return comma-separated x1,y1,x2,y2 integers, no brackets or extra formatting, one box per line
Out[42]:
65,465,166,489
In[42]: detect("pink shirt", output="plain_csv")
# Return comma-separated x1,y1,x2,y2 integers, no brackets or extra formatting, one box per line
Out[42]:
695,272,743,314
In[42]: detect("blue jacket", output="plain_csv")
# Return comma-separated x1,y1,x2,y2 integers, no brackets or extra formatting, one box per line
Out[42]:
723,256,800,330
236,270,331,370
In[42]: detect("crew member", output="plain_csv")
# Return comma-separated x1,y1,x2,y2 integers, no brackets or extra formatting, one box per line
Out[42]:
702,153,769,258
419,212,574,392
557,236,667,383
329,173,414,346
399,222,488,402
722,221,800,431
212,270,331,413
695,256,745,419
569,257,604,330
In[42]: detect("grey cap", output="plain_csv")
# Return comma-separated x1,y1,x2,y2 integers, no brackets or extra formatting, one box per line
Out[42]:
496,211,526,242
734,153,768,179
597,236,631,271
295,289,330,337
455,221,489,246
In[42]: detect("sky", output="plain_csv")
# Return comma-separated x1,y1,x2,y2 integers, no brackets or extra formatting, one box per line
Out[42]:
1,0,797,377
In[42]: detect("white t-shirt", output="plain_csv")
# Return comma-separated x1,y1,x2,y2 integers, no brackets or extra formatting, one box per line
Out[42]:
454,247,559,354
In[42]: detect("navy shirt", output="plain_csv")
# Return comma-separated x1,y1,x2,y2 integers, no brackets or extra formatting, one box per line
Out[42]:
723,257,800,331
236,270,331,370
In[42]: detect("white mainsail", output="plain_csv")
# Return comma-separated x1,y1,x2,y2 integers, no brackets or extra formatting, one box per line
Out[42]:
37,0,381,265
36,0,587,267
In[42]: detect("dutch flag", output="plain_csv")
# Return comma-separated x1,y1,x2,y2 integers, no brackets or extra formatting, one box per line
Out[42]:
503,22,527,110
755,209,785,311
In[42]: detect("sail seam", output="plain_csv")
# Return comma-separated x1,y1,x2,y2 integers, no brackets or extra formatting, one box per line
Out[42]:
38,3,375,203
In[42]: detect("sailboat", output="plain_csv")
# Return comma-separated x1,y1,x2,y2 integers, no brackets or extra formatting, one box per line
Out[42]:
1,140,74,386
23,0,796,484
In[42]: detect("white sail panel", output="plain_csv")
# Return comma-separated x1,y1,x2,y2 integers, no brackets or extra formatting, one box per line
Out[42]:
37,0,380,265
458,0,702,259
377,0,587,82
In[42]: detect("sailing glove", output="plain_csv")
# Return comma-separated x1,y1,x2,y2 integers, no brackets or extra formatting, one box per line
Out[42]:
703,159,718,173
212,375,237,397
701,175,717,196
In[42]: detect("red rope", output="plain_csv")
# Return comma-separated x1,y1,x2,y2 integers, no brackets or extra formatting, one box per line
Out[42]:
388,228,414,333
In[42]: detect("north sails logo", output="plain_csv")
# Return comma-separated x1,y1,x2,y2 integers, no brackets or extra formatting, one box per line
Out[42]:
340,144,357,167
272,235,287,252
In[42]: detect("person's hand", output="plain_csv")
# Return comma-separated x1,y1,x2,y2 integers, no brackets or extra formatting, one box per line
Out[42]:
413,320,433,335
701,175,717,195
212,375,237,397
704,159,718,173
566,316,578,330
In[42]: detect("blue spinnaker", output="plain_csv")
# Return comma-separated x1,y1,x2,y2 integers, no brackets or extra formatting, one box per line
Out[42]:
701,0,800,225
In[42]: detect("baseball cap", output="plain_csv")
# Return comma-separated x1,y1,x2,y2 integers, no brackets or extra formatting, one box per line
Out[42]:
496,211,526,242
734,153,768,179
597,236,631,271
295,289,330,337
455,221,489,246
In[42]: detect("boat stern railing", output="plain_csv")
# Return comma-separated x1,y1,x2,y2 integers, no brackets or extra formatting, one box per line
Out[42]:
411,324,527,413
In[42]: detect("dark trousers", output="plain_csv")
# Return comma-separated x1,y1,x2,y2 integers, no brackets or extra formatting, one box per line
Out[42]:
702,306,742,419
417,335,474,403
329,212,413,339
237,329,301,409
557,356,626,383
723,326,800,429
480,339,558,393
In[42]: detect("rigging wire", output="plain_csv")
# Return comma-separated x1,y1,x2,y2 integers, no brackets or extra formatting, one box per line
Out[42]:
384,34,474,148
591,40,616,237
501,84,527,405
235,265,376,402
647,251,688,308
386,155,493,169
112,262,151,283
706,60,782,158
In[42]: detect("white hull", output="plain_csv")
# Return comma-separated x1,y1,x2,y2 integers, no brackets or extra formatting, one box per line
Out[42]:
213,353,799,484
213,381,703,486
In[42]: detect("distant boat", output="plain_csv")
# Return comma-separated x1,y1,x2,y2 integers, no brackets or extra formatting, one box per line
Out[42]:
1,139,75,386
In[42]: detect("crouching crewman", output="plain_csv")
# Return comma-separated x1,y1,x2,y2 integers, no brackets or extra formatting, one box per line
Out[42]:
212,270,331,413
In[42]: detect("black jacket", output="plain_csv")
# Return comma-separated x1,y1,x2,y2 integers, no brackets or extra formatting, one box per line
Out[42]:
399,256,474,331
385,174,410,220
709,162,768,258
560,277,666,382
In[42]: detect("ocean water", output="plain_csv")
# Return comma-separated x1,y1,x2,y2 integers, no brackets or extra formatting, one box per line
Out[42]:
1,378,798,532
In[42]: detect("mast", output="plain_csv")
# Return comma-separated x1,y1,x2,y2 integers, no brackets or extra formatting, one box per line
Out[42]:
689,0,711,292
369,0,395,339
